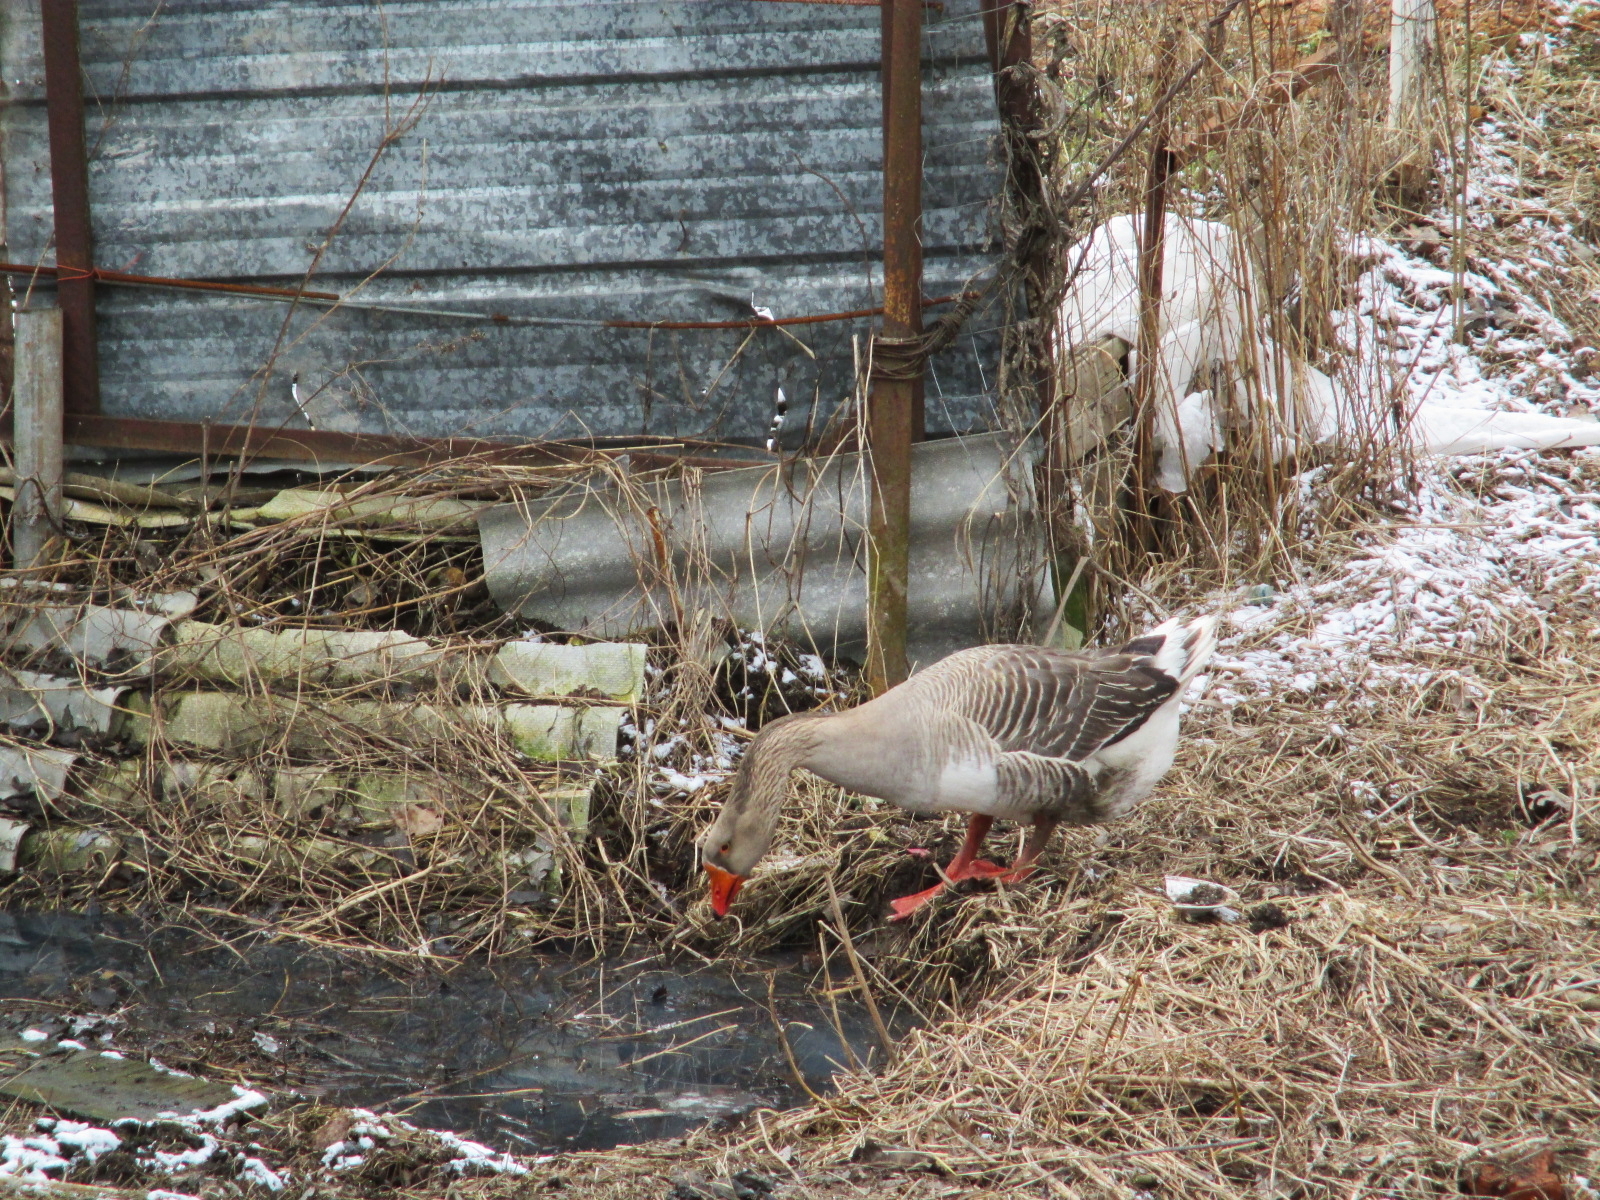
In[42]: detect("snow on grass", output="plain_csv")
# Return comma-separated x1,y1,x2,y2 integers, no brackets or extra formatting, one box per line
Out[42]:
0,1030,541,1192
430,1129,531,1177
1195,448,1599,707
1194,81,1600,710
627,629,853,802
0,1119,122,1183
0,1133,73,1182
1340,227,1598,425
165,1086,270,1125
317,1109,529,1179
45,1121,122,1161
236,1155,288,1191
1337,71,1600,430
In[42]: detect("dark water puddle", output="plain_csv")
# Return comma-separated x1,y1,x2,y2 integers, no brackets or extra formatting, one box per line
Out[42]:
0,911,891,1155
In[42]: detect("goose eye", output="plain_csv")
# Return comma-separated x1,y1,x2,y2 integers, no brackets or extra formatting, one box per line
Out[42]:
720,842,732,856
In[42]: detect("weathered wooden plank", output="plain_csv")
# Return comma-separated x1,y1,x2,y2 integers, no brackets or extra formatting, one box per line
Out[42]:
0,1046,242,1123
11,310,64,570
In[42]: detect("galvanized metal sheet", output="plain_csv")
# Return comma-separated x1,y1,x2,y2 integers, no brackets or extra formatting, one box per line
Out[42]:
477,431,1051,668
1,1,1005,446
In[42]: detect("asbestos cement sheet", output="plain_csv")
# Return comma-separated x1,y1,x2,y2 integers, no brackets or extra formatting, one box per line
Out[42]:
0,670,132,737
477,432,1051,669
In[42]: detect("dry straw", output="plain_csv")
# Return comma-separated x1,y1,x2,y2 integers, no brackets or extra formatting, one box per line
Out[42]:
0,1,1597,1196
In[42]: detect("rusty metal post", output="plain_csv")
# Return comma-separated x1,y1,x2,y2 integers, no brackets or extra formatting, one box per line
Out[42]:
865,0,923,694
879,0,926,442
1131,27,1178,548
40,0,99,415
12,309,66,570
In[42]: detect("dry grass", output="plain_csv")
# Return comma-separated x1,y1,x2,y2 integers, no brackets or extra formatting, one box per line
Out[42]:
0,4,1597,1198
554,449,1600,1199
0,454,631,954
548,9,1600,1195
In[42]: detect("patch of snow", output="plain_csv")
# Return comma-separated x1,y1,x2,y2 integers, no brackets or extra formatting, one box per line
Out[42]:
161,1085,270,1125
46,1120,122,1162
67,1014,117,1039
315,1109,530,1179
657,768,712,793
1195,450,1599,706
145,1134,219,1173
18,1029,47,1043
237,1156,287,1190
0,1135,71,1181
431,1129,530,1177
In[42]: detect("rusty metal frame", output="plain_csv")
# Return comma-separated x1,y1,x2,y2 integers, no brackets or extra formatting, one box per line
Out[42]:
54,413,760,471
29,0,930,478
863,0,923,693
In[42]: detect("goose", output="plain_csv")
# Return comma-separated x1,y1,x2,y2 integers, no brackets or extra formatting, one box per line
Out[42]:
698,614,1217,920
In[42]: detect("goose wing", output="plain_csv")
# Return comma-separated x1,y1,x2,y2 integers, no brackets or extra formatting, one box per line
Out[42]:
953,645,1179,763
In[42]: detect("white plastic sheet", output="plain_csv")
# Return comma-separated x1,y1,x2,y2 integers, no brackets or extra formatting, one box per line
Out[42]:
1056,214,1600,491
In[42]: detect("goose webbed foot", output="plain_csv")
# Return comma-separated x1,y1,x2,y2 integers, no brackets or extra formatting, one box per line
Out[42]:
886,856,1009,920
886,816,1056,920
887,881,948,920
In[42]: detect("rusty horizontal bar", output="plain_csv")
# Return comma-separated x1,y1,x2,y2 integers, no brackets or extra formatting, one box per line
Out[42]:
605,291,975,330
0,261,342,302
54,414,765,472
1,260,972,331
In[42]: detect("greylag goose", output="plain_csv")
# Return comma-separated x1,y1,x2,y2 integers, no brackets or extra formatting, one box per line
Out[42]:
698,615,1217,920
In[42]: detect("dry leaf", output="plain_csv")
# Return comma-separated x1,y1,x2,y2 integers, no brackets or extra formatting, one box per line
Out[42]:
310,1110,355,1152
1472,1148,1565,1200
393,804,444,837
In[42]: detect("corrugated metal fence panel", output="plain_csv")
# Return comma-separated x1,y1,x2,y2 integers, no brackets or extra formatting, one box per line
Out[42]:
1,1,1005,446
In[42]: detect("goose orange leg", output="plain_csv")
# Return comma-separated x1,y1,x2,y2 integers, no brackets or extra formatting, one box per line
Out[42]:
996,817,1059,884
888,815,1004,921
888,816,1057,921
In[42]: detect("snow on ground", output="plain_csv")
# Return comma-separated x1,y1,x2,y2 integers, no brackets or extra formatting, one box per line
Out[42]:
1192,93,1600,710
1160,20,1600,710
1192,447,1599,708
627,630,850,801
1337,40,1600,427
0,1030,530,1189
1339,219,1599,429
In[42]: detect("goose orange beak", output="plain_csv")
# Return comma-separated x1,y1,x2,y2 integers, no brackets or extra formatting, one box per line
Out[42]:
704,864,745,917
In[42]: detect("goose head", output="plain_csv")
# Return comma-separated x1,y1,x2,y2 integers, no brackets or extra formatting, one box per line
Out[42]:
696,712,822,916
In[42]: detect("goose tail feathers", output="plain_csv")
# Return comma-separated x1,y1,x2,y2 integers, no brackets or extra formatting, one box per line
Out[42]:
1123,614,1218,685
